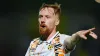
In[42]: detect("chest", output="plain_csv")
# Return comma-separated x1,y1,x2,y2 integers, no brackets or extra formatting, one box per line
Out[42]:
29,37,65,56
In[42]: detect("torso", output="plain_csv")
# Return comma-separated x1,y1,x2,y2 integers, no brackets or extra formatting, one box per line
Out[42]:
26,31,71,56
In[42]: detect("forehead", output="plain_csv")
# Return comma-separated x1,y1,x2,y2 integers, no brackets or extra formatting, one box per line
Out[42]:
39,7,55,15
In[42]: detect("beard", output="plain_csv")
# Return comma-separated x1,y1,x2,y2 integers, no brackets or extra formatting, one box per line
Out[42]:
39,24,50,36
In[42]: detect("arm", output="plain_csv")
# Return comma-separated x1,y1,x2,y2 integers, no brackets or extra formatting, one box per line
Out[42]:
64,28,97,51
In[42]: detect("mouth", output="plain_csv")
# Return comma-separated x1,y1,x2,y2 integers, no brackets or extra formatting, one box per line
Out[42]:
41,26,46,28
40,24,46,28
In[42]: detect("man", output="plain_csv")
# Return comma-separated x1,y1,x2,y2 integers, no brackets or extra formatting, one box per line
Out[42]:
25,3,97,56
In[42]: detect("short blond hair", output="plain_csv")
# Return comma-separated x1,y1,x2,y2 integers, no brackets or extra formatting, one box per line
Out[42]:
39,3,61,18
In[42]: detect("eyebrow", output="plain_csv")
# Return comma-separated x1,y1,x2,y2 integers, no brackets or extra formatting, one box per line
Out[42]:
38,15,43,17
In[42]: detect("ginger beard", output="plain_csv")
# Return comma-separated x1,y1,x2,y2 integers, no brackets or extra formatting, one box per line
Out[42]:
38,7,58,37
39,23,49,36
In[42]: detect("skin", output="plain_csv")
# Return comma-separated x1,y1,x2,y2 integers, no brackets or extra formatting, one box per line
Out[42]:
38,7,59,40
64,28,97,51
38,7,97,51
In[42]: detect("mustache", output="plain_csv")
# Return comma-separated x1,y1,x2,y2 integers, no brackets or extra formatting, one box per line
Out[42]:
40,23,47,27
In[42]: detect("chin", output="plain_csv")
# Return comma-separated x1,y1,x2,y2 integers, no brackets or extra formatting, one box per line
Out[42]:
39,26,51,36
39,31,46,35
39,28,47,35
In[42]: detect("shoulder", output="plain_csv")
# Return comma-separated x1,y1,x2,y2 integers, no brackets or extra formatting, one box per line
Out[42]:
30,37,40,44
59,34,71,39
59,33,71,44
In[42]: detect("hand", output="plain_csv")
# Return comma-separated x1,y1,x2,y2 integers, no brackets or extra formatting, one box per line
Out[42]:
75,28,97,40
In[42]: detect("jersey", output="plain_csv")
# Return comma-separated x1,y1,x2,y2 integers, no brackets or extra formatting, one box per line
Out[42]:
25,31,73,56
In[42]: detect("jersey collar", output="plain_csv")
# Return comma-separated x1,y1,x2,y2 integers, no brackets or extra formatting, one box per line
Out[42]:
47,31,60,43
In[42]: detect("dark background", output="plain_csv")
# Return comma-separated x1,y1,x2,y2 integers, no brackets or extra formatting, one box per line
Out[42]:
0,0,100,56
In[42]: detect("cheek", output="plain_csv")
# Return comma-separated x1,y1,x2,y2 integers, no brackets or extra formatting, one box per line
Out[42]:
47,19,56,28
38,19,41,24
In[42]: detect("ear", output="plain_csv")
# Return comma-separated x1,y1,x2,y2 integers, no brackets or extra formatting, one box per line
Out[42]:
55,19,60,26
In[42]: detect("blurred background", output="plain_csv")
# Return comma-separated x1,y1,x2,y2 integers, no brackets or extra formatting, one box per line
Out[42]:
0,0,100,56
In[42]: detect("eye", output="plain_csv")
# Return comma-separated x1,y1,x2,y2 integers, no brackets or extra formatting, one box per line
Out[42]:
46,15,50,19
39,15,43,18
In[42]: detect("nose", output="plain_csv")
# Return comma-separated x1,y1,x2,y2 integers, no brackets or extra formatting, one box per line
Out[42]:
41,17,46,24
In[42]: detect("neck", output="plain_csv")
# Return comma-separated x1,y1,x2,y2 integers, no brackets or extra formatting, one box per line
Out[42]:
46,28,56,41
